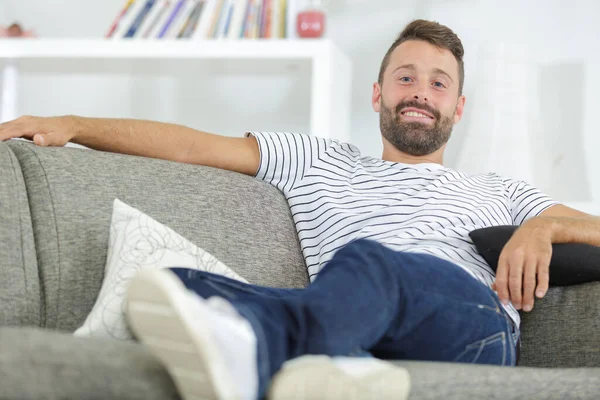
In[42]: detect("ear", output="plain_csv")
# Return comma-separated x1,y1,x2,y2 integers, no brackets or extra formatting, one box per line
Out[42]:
453,95,466,124
372,82,382,113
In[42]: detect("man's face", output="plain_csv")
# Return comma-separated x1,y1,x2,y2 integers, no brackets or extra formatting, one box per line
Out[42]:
372,40,465,156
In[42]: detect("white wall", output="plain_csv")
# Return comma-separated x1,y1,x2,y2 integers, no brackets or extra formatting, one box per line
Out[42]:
2,0,599,208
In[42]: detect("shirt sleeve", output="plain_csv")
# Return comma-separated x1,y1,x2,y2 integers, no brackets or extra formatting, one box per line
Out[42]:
245,131,337,194
504,178,560,225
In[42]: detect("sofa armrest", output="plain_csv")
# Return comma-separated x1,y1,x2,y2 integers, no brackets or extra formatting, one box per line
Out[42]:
519,281,600,367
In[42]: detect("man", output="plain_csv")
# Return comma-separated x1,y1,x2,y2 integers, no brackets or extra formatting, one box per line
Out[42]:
0,19,597,400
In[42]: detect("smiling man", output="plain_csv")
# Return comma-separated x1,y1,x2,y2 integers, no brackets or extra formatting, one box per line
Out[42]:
0,19,597,400
376,39,464,162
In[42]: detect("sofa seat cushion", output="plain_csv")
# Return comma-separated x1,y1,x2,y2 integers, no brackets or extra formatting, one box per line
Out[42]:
0,326,180,400
2,326,599,400
393,360,600,399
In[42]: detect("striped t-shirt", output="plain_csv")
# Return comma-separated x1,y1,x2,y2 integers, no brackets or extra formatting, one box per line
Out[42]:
246,131,559,326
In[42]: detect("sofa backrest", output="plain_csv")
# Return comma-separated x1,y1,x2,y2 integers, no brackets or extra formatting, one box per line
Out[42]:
0,142,41,327
7,141,308,332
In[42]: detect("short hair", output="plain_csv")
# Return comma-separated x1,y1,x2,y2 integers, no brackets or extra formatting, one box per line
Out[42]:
378,19,465,95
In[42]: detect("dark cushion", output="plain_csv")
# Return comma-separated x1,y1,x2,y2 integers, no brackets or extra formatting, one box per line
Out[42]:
469,225,600,286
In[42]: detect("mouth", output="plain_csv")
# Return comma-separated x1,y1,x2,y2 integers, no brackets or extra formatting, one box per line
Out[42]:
400,107,435,120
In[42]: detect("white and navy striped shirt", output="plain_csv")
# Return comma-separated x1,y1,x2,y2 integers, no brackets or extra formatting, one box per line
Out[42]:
247,131,559,326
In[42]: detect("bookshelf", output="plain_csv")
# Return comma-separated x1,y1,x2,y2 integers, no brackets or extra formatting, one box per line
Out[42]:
0,39,352,140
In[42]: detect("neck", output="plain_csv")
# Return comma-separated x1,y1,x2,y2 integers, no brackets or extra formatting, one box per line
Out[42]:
380,136,445,165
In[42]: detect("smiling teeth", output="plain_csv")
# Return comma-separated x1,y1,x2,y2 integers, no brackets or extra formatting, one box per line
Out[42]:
404,111,429,118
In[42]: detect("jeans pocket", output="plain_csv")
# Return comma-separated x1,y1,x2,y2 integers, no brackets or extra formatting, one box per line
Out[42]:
453,331,508,365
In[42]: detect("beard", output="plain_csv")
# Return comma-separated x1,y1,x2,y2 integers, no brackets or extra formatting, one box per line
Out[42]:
379,99,455,156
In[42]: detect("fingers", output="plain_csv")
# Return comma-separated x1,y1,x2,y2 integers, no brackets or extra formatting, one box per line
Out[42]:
33,133,45,146
0,120,18,141
496,248,526,307
536,257,550,299
521,259,537,312
508,255,524,310
521,250,551,311
34,132,61,147
0,116,70,147
47,130,73,147
0,115,40,141
494,253,510,305
496,250,550,313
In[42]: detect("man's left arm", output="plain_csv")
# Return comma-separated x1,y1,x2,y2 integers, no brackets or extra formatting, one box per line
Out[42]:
494,204,599,312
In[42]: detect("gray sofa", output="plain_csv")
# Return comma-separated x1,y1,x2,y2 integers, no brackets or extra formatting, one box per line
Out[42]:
1,139,599,400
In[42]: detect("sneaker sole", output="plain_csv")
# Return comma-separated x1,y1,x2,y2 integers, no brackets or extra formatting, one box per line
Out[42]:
267,355,411,400
126,269,240,400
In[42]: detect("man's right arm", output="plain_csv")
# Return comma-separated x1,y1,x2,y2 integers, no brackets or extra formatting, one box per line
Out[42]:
0,115,260,176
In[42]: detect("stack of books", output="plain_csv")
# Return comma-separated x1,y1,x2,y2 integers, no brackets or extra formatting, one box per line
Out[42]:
105,0,302,40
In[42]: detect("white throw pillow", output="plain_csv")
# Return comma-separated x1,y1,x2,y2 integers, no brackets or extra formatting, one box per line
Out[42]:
74,199,248,340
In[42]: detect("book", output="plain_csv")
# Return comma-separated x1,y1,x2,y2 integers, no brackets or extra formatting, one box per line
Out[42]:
269,0,279,38
267,0,277,38
212,0,231,39
192,0,217,39
157,0,187,38
243,0,255,39
220,0,236,38
285,0,297,39
227,0,249,39
146,0,174,37
178,0,205,38
219,0,236,38
124,0,157,38
137,0,170,38
260,0,271,38
251,0,262,38
106,0,136,38
279,0,287,38
112,0,147,38
168,0,197,38
272,0,287,38
239,0,253,39
207,0,225,38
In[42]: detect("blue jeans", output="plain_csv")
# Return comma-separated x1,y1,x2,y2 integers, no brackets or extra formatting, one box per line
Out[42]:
169,239,519,399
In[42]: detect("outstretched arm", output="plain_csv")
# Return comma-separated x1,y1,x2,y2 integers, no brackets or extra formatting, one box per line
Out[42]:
0,115,260,176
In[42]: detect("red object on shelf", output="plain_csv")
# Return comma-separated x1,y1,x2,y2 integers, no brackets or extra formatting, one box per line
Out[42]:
296,7,326,38
0,23,36,38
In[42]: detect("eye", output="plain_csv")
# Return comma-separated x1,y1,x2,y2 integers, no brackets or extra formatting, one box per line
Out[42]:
399,76,412,83
433,81,446,88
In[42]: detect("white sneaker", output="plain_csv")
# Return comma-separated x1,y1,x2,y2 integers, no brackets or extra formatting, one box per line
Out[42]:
126,269,258,400
267,355,411,400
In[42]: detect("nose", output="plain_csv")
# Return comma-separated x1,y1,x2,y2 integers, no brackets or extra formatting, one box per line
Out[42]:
412,83,430,102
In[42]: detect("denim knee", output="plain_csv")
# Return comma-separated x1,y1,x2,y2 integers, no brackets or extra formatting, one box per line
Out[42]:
329,239,399,283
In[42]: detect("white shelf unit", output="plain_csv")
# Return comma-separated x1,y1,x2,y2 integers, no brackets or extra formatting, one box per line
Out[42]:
0,39,352,141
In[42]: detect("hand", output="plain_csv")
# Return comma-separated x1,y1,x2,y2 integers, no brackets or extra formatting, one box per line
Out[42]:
0,115,78,147
492,219,553,312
